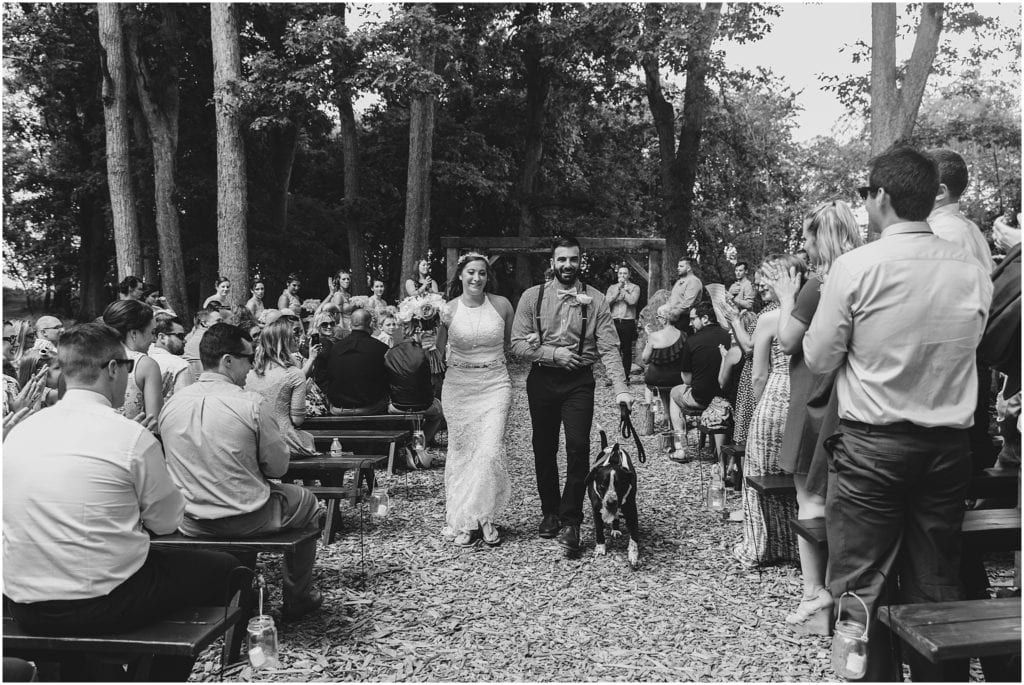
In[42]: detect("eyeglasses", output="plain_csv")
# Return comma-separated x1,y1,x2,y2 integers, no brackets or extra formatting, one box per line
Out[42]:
2,335,17,344
40,325,64,332
102,358,135,372
857,186,879,201
164,332,186,340
318,322,334,329
230,352,255,363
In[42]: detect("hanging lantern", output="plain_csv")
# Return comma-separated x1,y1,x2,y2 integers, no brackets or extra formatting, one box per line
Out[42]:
411,429,426,452
369,486,391,518
831,592,869,679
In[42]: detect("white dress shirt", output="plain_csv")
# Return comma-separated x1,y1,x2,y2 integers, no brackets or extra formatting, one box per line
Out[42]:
3,389,184,602
148,344,192,400
928,202,994,272
804,222,992,428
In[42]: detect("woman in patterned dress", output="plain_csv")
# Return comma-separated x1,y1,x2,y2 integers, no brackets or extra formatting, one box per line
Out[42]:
732,254,807,567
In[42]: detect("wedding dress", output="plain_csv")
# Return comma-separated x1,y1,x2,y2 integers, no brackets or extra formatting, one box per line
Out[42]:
441,296,512,534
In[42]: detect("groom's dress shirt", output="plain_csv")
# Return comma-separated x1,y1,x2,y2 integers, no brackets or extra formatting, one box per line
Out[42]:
511,280,629,395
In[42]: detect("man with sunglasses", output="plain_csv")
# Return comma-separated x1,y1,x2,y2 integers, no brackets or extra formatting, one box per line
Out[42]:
805,147,992,682
159,323,325,622
148,313,193,401
4,323,239,680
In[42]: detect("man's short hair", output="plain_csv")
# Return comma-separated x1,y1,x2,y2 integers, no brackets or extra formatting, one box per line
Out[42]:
868,146,939,222
692,301,718,325
58,323,124,384
153,313,184,336
679,257,692,265
927,148,969,199
736,261,749,270
199,322,252,370
117,275,143,296
350,308,373,330
550,236,581,258
195,307,219,328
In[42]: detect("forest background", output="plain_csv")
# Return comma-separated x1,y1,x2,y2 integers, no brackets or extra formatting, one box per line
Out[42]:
2,2,1021,323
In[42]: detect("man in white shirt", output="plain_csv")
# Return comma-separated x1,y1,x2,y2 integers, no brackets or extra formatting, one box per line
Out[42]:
926,148,994,272
804,147,992,682
3,323,238,680
727,261,755,311
160,323,325,621
605,265,641,380
148,312,193,401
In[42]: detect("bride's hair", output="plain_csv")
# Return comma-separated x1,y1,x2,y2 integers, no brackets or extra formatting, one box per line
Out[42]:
448,253,492,298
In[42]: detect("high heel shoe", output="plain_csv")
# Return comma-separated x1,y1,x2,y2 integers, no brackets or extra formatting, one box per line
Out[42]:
785,587,834,636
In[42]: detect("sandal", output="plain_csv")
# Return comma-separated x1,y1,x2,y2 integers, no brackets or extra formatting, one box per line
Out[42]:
786,587,834,636
454,531,477,548
481,522,501,546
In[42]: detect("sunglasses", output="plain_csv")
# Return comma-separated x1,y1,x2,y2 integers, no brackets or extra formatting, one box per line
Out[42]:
164,332,186,340
102,358,135,372
2,335,17,344
230,352,255,363
857,186,879,201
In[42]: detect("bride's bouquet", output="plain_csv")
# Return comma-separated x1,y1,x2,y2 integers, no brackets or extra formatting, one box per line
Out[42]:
397,292,449,328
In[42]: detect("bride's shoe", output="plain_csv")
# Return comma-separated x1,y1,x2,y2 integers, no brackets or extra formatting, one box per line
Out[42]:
454,530,477,547
785,587,834,636
481,521,501,546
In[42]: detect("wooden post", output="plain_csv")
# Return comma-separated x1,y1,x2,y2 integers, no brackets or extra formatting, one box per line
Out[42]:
446,247,458,287
648,249,663,300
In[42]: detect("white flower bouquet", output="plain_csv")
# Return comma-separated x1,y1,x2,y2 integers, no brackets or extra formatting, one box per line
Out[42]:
397,292,449,326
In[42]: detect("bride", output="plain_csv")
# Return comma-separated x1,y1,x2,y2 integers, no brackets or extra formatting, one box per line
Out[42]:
442,253,515,547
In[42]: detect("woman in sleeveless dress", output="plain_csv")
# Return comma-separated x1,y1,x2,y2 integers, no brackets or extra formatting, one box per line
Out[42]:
102,299,161,428
406,258,439,298
732,255,805,567
203,276,231,310
442,253,515,548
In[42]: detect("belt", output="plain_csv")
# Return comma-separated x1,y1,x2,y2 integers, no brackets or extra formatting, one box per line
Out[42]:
613,318,636,323
839,419,964,435
448,357,505,369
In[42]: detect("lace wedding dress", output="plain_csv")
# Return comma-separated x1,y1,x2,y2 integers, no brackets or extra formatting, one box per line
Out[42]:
442,296,512,534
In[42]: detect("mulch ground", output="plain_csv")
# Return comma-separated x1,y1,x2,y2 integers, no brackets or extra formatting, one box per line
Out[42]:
191,359,1015,682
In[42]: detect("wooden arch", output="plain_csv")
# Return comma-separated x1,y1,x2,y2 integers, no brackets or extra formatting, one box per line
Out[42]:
441,236,666,299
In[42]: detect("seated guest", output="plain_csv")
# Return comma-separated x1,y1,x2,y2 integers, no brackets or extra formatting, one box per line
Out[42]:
668,302,731,459
183,306,223,380
203,276,232,310
641,310,684,415
314,308,389,415
148,313,193,401
3,323,238,681
103,300,162,423
33,315,64,358
375,311,398,348
159,323,325,621
385,314,445,447
117,274,145,301
245,320,318,457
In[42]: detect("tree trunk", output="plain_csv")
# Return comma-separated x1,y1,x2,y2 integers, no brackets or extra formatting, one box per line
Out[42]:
96,2,142,279
211,3,249,308
338,93,369,294
268,122,299,236
515,5,552,297
126,5,190,320
401,43,436,289
870,3,944,155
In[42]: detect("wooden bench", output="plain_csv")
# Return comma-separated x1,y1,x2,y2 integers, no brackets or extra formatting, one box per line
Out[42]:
3,606,242,681
744,473,796,496
791,509,1023,553
306,485,357,544
284,454,391,543
878,597,1021,663
743,473,799,563
150,528,320,662
303,414,424,431
969,466,1020,501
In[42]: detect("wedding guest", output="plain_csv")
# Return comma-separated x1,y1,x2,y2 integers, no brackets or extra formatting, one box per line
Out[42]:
314,308,389,415
148,313,194,402
203,276,232,309
641,310,685,413
662,257,703,334
375,312,399,348
117,275,145,301
278,273,302,313
246,278,266,319
184,307,223,380
728,261,755,311
367,279,389,320
102,299,162,425
385,315,445,448
606,265,641,382
405,258,439,298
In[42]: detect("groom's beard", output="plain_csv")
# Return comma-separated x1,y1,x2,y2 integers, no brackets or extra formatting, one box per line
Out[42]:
554,267,578,286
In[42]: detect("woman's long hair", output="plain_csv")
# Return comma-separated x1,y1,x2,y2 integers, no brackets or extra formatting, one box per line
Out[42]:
758,253,809,299
17,349,48,389
447,253,492,299
253,319,297,376
102,300,155,342
803,200,863,276
408,258,432,286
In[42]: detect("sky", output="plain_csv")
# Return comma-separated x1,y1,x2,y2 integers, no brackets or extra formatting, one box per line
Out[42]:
722,2,1022,142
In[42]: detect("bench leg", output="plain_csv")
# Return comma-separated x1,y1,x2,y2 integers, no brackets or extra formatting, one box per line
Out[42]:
322,498,342,545
222,551,257,665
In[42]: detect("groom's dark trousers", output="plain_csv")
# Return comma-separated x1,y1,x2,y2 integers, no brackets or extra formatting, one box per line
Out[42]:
527,364,595,526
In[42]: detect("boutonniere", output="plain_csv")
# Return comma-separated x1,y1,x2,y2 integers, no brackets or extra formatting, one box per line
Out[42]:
576,293,593,306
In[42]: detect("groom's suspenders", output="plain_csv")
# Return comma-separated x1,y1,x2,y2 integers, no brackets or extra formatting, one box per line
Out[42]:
534,284,589,358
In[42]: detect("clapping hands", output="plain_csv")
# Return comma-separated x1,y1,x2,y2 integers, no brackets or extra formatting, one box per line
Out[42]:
762,263,801,302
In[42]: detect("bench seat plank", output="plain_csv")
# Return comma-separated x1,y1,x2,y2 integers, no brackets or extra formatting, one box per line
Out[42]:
150,527,318,553
303,414,423,430
879,598,1021,662
962,508,1021,552
307,429,410,441
744,474,795,496
790,517,827,548
3,606,241,658
284,454,389,473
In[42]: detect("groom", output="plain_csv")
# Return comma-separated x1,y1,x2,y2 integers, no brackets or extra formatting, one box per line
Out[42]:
511,237,634,555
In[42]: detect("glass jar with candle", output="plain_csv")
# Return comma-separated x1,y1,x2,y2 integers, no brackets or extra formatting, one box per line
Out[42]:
247,615,279,670
831,592,869,679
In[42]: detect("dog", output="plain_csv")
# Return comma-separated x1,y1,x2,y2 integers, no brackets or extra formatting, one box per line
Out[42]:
585,431,640,569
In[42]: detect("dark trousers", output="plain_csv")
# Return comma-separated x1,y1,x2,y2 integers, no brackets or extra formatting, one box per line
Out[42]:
825,421,970,682
8,547,240,681
527,365,596,526
613,319,637,376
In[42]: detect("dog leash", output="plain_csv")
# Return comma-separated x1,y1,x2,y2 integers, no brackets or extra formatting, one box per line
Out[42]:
618,402,646,464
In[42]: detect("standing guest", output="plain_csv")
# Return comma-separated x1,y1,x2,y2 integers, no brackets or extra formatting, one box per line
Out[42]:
3,323,238,681
926,148,995,271
102,300,162,425
141,283,172,315
667,302,731,461
661,257,703,333
511,237,633,555
405,258,439,298
314,308,389,415
32,315,63,359
320,270,355,331
117,275,145,301
148,313,194,401
441,254,514,547
278,273,303,313
606,265,641,382
159,323,325,621
763,200,862,634
728,261,755,311
3,320,21,379
183,307,223,381
375,311,399,348
795,248,809,265
367,279,389,320
203,276,232,309
246,278,266,319
805,147,992,682
245,320,318,458
385,310,446,458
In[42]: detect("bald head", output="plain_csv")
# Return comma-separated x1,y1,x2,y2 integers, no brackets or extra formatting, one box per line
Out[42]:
350,308,373,331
